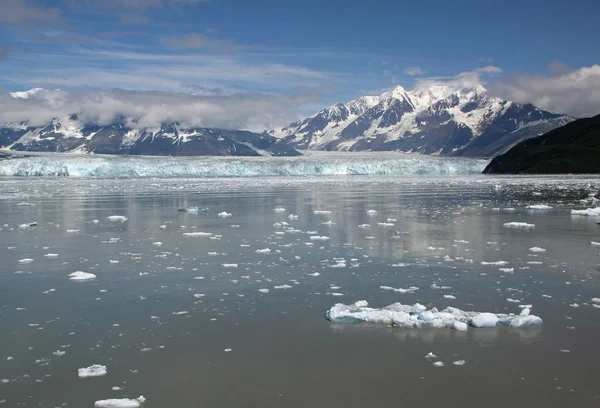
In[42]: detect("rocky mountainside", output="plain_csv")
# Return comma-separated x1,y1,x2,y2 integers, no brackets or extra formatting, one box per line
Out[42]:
0,114,300,157
483,113,600,174
269,85,573,157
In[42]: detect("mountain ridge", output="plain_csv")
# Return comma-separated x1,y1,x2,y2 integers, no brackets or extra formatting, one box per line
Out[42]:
269,84,573,157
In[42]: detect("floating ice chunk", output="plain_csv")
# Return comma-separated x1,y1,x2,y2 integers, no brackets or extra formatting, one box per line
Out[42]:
590,242,600,247
222,264,238,268
433,361,444,367
107,216,127,222
366,210,377,215
274,285,292,290
444,295,456,300
218,212,232,218
430,284,452,290
503,222,535,229
425,352,437,359
224,349,232,353
529,247,546,253
411,303,427,314
193,294,205,299
499,268,514,273
307,272,320,277
68,271,97,281
377,223,394,227
44,253,59,257
453,321,468,331
15,202,35,206
526,205,552,210
78,364,107,378
274,208,286,212
288,214,298,220
481,261,508,266
507,298,520,303
326,301,542,329
18,258,34,264
94,396,145,408
380,286,419,294
183,232,212,237
471,313,498,328
19,222,37,229
255,248,271,254
66,229,79,233
258,289,269,293
570,207,600,216
419,311,435,321
314,210,331,215
453,360,466,366
309,236,330,241
592,298,600,303
152,242,162,246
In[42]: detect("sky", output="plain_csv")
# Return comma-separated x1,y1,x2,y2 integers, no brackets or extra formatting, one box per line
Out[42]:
1,0,599,130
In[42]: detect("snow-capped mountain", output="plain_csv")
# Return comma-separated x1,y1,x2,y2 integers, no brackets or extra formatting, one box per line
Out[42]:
269,84,574,157
0,117,300,157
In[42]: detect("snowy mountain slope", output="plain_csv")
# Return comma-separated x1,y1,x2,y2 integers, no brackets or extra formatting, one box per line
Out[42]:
0,117,300,157
269,84,573,157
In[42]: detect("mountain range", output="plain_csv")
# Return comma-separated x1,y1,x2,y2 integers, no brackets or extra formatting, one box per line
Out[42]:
268,84,574,157
0,85,575,158
0,118,299,157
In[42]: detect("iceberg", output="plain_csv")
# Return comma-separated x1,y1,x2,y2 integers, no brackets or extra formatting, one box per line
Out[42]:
325,301,542,329
78,364,107,378
0,152,488,178
94,396,145,408
571,207,600,216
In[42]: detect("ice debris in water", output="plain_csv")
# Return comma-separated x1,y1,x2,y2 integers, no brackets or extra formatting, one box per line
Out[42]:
503,222,535,229
526,204,552,210
590,241,600,247
433,361,444,367
94,396,145,408
380,286,419,294
570,207,600,216
453,360,466,366
326,301,542,329
183,232,212,237
68,271,97,281
107,215,128,222
529,247,546,253
218,212,232,218
78,364,107,378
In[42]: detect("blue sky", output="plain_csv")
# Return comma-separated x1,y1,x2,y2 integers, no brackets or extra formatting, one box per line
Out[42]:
1,0,599,129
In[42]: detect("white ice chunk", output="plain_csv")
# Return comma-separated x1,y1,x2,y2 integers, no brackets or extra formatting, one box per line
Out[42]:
529,247,546,253
78,364,107,378
481,261,509,266
503,222,535,229
107,216,127,222
255,248,271,254
325,301,543,329
526,205,552,210
218,212,232,218
433,361,444,367
313,210,332,215
453,321,468,331
592,298,600,303
570,207,600,216
453,360,466,366
182,232,213,237
471,313,499,328
68,271,97,281
18,258,34,264
590,241,600,247
380,286,419,294
94,396,145,408
274,285,292,290
274,208,286,212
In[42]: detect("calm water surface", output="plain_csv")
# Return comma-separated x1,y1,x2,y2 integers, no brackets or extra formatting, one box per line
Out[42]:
1,175,599,407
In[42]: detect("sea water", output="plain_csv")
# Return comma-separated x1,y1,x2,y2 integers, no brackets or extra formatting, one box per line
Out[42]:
1,173,599,407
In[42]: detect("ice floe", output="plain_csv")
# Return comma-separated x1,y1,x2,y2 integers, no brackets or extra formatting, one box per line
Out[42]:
570,207,600,216
503,222,535,229
94,396,145,408
218,212,232,218
107,215,128,222
380,286,419,294
68,271,97,281
78,364,107,378
529,247,546,253
526,205,552,210
326,301,542,329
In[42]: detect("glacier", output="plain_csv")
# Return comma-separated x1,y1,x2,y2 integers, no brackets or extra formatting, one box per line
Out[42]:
0,152,488,178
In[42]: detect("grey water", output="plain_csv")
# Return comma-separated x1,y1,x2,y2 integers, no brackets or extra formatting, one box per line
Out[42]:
1,175,599,407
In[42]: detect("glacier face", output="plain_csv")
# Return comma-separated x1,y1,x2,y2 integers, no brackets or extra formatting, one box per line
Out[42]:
0,152,489,178
269,84,573,157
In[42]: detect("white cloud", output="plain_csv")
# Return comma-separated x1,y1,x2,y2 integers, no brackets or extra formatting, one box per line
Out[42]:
489,64,600,117
404,66,424,76
0,87,319,131
93,0,209,8
414,66,503,90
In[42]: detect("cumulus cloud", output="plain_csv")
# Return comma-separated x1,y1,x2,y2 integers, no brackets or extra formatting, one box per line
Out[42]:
404,66,424,76
0,88,318,131
1,0,63,26
415,65,503,90
489,64,600,117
